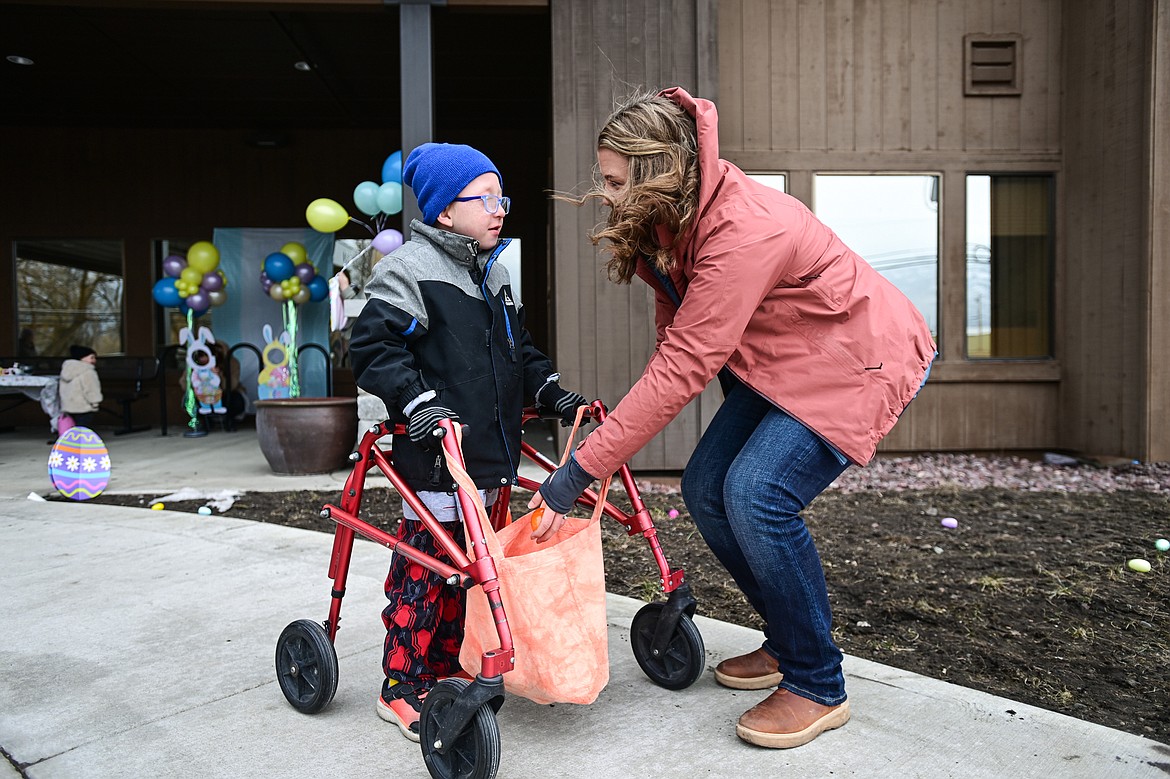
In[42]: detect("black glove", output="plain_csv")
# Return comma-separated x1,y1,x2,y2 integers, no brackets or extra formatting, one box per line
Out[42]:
537,382,589,427
406,401,459,449
538,452,597,514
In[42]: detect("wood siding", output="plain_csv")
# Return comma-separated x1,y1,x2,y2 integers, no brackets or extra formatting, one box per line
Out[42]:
1151,0,1170,462
1061,0,1157,459
718,0,1061,154
550,0,720,469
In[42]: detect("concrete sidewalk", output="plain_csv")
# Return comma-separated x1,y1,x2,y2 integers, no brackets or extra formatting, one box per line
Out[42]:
1,426,1167,778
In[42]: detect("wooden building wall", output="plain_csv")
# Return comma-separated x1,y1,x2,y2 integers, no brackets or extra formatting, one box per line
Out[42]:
1062,0,1161,461
550,0,719,470
717,0,1074,455
1151,0,1170,463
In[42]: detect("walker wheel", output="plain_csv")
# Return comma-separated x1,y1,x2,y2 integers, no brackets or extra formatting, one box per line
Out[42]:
419,678,500,779
275,619,339,714
630,602,705,690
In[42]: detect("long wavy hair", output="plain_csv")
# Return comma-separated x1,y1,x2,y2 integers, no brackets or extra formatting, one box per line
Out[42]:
571,90,700,283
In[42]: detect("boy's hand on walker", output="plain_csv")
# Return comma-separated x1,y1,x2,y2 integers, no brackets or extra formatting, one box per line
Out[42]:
536,382,590,427
406,401,459,450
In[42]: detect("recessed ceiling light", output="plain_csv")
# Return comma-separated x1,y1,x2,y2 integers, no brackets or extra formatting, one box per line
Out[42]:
7,55,34,66
293,61,312,72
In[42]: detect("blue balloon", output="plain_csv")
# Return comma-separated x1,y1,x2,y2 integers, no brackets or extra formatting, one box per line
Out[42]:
152,277,182,308
353,181,380,216
264,252,295,282
308,276,329,303
381,150,403,184
377,181,403,215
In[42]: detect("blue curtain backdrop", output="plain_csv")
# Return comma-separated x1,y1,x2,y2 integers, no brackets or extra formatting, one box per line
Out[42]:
212,228,334,403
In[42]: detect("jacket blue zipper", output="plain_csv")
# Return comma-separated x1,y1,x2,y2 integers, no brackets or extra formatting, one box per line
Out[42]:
478,238,517,485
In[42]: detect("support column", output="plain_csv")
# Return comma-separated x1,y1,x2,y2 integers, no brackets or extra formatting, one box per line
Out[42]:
1147,0,1170,461
398,0,443,228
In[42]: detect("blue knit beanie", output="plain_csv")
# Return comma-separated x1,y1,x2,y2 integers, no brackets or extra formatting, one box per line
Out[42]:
402,143,502,225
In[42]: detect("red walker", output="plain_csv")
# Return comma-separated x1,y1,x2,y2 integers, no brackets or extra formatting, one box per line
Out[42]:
275,402,703,779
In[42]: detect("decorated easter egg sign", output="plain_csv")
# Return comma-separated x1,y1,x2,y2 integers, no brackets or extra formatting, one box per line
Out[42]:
48,427,111,501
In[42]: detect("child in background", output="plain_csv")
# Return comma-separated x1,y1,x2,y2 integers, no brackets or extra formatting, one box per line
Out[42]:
58,345,102,428
348,142,588,741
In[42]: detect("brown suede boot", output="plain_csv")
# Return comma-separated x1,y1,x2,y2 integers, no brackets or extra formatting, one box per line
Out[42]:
736,688,850,748
713,648,783,690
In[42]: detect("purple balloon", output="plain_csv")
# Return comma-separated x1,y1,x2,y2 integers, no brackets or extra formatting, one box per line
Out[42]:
259,271,273,293
185,289,211,312
163,254,186,279
295,263,316,284
372,229,404,255
201,272,224,292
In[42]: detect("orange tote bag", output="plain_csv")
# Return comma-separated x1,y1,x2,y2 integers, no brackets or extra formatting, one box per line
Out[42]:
455,409,611,705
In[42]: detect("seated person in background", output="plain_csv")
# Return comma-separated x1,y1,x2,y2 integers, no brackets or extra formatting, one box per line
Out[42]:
59,345,102,428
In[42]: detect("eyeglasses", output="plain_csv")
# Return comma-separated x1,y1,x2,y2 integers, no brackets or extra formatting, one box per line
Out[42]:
452,194,511,215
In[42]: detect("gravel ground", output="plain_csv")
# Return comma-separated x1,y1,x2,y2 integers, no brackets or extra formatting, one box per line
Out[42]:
635,453,1170,495
829,453,1170,494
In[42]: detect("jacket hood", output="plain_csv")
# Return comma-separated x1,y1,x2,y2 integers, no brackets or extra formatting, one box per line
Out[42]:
59,359,92,381
658,86,723,249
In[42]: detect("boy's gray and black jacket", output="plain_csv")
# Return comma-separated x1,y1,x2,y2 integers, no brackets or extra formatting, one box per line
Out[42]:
349,221,556,493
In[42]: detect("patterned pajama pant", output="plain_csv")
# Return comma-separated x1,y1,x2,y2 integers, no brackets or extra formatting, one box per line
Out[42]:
381,517,467,689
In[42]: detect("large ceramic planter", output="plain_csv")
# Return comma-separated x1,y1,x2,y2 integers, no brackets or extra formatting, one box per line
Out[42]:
255,397,357,475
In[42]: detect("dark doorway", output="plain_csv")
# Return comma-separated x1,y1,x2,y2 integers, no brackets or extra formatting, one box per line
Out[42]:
433,6,553,353
0,2,553,356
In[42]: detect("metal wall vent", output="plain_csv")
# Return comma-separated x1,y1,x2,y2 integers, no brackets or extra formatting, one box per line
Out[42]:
965,34,1022,96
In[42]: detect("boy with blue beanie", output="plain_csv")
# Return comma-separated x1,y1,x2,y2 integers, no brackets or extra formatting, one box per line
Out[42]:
349,142,588,740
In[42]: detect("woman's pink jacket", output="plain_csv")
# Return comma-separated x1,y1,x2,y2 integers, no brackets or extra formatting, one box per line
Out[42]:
574,87,936,478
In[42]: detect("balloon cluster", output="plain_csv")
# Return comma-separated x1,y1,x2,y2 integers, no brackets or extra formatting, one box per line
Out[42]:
259,242,327,304
303,150,405,256
152,241,227,317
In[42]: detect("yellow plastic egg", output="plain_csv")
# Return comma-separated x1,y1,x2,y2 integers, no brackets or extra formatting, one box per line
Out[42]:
151,502,164,510
1127,558,1151,573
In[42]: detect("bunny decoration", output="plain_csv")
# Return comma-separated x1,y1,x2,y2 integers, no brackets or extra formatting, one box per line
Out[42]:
180,325,226,415
258,323,292,400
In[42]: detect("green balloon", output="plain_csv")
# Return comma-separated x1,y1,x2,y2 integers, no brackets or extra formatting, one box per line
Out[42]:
306,198,349,233
187,241,220,274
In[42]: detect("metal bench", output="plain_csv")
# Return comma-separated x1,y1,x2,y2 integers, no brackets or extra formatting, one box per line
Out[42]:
95,356,161,435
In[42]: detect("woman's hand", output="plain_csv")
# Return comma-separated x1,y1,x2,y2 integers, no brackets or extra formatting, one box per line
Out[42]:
526,491,569,543
528,452,596,543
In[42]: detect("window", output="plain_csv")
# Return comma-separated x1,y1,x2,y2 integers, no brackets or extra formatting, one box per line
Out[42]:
15,239,124,356
813,174,939,337
748,173,787,193
966,175,1054,359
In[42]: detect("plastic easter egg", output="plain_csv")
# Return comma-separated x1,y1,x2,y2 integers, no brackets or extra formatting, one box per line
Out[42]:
151,503,165,510
1155,538,1170,553
667,509,680,519
48,427,110,501
198,506,212,516
1127,558,1151,573
941,517,959,529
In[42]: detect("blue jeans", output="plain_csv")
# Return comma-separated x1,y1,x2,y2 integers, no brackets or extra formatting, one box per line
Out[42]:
681,382,849,706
